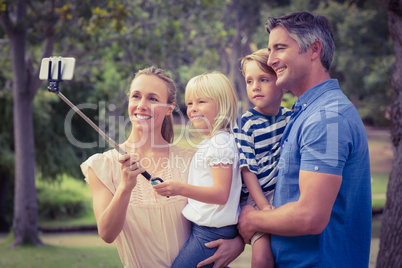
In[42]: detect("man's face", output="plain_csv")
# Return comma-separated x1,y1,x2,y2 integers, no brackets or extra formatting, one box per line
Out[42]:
267,26,312,96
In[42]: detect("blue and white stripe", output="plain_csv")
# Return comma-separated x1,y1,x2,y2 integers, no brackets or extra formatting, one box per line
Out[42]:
234,107,291,196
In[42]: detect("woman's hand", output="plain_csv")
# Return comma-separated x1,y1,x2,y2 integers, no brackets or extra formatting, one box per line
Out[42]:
153,180,183,197
196,236,245,268
89,154,145,244
118,154,144,192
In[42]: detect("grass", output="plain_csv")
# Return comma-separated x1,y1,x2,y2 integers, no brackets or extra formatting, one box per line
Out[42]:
371,172,389,208
39,210,96,228
367,127,392,208
371,218,382,238
0,231,121,267
0,244,121,268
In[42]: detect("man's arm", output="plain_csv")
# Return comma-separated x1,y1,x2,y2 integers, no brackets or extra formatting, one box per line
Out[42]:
238,170,341,241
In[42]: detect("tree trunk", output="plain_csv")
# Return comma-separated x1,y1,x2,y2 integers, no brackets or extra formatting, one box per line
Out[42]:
0,170,10,232
11,77,42,246
376,1,402,267
223,0,258,113
228,20,251,113
1,1,43,247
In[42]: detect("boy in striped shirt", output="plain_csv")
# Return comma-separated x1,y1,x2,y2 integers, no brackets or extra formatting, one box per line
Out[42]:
234,49,291,268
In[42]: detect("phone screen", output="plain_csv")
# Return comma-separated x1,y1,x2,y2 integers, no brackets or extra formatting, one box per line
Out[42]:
39,57,75,80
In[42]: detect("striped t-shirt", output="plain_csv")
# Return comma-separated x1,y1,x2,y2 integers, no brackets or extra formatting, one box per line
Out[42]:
233,106,291,197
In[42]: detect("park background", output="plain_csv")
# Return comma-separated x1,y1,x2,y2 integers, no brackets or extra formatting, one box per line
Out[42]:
0,0,401,267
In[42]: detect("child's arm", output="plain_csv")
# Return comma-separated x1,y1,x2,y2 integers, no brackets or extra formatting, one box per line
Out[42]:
153,163,232,205
241,167,270,210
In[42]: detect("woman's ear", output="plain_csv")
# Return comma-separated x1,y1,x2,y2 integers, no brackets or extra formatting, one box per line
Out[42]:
166,102,176,115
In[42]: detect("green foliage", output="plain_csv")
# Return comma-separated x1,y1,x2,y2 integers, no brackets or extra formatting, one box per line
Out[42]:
78,0,230,111
254,0,393,127
36,175,91,220
33,90,82,181
0,0,396,189
317,1,393,126
37,189,88,220
281,93,298,110
0,88,14,230
39,210,96,229
0,90,14,173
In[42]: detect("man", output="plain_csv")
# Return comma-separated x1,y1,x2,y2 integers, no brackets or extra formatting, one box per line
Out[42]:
237,11,372,267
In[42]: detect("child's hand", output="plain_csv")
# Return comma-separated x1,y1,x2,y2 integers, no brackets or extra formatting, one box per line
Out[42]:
153,180,182,197
262,204,275,211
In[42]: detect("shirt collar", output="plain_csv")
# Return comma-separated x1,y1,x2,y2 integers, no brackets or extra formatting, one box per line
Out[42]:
291,79,340,114
249,106,287,122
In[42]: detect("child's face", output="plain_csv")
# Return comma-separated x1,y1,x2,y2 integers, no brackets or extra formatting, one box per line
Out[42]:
186,93,218,135
244,61,284,116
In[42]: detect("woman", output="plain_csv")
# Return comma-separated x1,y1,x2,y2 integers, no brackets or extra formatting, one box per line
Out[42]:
81,66,244,267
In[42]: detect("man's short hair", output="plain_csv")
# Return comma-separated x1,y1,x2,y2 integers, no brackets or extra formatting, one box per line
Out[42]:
266,11,335,71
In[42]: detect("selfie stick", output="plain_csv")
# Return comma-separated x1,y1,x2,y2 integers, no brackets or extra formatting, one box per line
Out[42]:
45,58,163,185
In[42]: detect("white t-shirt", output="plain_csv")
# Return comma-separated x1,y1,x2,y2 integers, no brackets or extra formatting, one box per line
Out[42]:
182,131,242,228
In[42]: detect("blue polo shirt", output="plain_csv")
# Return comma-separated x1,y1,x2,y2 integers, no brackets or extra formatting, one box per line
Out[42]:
272,79,372,267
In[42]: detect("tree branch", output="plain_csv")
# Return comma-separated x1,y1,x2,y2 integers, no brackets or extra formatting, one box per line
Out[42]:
0,7,13,38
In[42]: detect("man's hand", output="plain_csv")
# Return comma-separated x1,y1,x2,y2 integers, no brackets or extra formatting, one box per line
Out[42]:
237,205,257,244
196,236,245,268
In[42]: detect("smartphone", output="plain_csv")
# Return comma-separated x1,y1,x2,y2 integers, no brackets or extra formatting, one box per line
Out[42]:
39,57,75,80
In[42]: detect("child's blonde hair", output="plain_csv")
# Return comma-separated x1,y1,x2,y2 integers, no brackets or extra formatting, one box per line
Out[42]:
240,49,276,77
185,72,238,137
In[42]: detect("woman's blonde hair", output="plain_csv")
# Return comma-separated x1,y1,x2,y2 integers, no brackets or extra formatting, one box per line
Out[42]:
131,66,176,143
240,49,276,77
185,72,238,137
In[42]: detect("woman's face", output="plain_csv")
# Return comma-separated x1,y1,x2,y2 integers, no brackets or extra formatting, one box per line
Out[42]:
128,74,174,135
